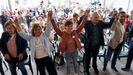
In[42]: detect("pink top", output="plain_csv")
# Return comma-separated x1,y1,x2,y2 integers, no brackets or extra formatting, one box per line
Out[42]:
7,35,17,57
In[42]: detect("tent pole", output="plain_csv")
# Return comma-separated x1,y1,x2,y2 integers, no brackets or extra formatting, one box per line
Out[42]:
8,0,12,12
127,0,130,14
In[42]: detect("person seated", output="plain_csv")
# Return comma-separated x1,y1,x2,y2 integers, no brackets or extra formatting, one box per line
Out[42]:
0,20,28,75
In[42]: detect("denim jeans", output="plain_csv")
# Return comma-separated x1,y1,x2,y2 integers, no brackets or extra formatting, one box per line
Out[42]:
8,58,27,75
104,42,124,68
64,50,78,74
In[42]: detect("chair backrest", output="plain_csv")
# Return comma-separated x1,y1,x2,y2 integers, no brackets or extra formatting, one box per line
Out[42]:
128,21,133,32
0,38,1,51
0,39,2,59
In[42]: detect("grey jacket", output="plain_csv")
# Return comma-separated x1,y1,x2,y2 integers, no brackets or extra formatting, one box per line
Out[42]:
18,22,54,61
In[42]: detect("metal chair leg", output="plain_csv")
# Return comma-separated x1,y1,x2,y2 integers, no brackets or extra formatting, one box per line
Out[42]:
28,56,33,75
0,59,5,75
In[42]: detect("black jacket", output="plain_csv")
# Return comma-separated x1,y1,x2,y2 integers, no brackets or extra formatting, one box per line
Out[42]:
78,15,114,49
0,32,28,62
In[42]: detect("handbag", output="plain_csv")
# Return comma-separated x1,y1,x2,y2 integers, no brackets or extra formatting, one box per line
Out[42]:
54,52,64,65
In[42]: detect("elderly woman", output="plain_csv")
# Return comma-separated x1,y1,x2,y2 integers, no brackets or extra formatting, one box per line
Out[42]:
0,20,28,75
15,15,58,75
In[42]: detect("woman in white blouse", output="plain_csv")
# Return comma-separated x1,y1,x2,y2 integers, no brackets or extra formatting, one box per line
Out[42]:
15,17,58,75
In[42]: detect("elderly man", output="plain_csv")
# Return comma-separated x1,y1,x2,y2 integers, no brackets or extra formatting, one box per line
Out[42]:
80,12,114,75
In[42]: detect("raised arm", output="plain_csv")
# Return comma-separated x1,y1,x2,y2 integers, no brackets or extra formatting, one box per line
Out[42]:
76,9,89,33
43,21,52,37
48,11,62,36
111,19,119,31
15,18,31,41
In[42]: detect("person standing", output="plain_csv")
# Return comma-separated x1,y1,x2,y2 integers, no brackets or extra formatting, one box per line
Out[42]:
49,10,89,75
103,11,127,72
81,12,114,75
121,25,133,71
0,11,9,31
16,15,58,75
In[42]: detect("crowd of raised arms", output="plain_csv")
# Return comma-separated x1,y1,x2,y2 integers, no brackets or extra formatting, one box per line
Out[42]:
0,3,133,75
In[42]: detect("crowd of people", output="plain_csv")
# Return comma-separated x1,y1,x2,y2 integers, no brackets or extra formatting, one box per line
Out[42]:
0,3,133,75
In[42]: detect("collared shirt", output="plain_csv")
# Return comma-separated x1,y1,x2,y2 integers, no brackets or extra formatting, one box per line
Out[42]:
7,35,17,57
119,23,125,43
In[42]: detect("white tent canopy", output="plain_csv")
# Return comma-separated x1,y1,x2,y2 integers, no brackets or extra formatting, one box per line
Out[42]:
0,0,132,14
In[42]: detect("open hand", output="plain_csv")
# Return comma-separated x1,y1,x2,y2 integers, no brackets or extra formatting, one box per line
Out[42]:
14,17,20,26
14,17,22,31
84,9,90,17
48,11,53,20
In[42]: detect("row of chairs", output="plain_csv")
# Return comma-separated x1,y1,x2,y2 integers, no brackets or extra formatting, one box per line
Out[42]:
0,48,33,75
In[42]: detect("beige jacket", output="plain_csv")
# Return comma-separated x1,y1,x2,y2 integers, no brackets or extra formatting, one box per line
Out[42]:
108,20,126,49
